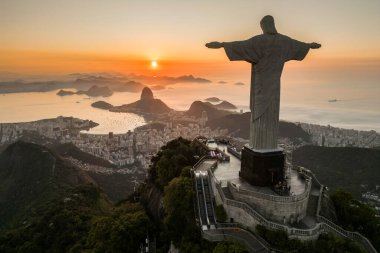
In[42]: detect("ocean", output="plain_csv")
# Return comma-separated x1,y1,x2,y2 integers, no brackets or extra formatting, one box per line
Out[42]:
0,81,379,133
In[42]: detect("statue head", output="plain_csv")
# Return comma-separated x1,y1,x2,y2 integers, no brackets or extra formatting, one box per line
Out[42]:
260,15,277,35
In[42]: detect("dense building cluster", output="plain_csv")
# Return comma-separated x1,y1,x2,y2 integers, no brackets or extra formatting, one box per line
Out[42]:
0,116,93,141
0,116,227,171
299,123,380,148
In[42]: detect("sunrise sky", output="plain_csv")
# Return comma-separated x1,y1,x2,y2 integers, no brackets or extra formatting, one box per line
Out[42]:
1,0,380,77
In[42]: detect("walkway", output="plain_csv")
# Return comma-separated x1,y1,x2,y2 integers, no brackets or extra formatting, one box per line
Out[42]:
194,171,216,230
193,158,269,253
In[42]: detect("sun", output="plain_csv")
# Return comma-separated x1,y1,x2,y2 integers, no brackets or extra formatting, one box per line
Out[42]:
151,60,158,68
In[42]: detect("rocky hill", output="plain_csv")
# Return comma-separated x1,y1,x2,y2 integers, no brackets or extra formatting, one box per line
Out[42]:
0,182,150,253
207,112,310,142
185,101,231,120
293,145,380,197
91,101,114,110
213,100,237,110
111,87,172,114
57,85,113,97
50,142,115,168
77,85,113,97
0,141,91,228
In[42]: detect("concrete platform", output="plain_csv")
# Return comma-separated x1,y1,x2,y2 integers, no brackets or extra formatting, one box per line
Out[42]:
211,144,307,196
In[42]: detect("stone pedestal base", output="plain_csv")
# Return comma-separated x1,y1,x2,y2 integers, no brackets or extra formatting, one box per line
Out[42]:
239,146,285,187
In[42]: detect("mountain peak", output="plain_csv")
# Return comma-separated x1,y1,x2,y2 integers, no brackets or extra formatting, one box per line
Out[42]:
140,87,154,100
186,101,230,120
111,86,171,114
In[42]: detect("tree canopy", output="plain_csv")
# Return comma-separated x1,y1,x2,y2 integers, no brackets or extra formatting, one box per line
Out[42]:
0,185,152,253
148,138,196,189
331,189,380,251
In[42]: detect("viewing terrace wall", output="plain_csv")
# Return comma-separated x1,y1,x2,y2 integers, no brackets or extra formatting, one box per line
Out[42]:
207,163,377,252
228,178,310,223
209,171,320,240
191,145,378,252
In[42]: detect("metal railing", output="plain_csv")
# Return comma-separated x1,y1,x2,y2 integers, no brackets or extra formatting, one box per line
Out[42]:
227,179,311,203
219,172,378,252
227,146,241,159
318,216,378,253
193,153,378,253
213,172,324,237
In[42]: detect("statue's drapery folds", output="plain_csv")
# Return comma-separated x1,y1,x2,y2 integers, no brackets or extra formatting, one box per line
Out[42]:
223,34,310,149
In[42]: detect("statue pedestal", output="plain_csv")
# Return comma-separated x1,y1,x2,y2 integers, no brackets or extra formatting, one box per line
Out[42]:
239,146,285,187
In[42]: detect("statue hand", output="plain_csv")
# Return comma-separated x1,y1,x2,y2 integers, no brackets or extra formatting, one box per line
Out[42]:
205,41,223,49
310,42,321,49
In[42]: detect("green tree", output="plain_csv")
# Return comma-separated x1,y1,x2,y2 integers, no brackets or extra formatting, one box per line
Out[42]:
148,138,196,189
331,189,380,250
0,185,152,253
212,241,247,253
163,177,199,245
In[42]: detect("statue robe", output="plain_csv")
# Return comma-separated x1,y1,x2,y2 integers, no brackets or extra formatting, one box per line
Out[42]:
224,34,310,150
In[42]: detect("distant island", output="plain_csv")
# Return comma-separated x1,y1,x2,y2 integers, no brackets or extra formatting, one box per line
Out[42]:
0,72,212,94
56,90,76,96
91,101,114,110
205,97,222,103
57,85,113,97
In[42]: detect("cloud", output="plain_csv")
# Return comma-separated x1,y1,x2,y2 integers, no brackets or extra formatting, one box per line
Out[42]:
234,82,245,86
218,81,227,84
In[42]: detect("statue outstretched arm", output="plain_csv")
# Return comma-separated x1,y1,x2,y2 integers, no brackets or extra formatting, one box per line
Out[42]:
309,42,321,49
205,41,225,49
206,39,258,63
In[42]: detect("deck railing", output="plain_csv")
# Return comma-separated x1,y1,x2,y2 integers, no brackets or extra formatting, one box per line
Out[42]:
193,153,378,253
318,215,378,253
227,179,311,203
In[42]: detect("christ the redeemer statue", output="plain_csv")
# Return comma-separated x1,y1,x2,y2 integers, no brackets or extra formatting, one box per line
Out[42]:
206,15,321,150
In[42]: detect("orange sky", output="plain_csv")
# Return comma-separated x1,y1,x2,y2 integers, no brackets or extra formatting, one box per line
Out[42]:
1,0,380,78
1,49,379,84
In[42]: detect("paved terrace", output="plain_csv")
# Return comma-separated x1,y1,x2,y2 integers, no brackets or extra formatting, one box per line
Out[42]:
191,138,378,253
213,144,307,196
192,158,269,253
212,143,319,229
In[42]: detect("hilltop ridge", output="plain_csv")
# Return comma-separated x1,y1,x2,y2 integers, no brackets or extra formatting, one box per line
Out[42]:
0,141,91,228
57,85,113,97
